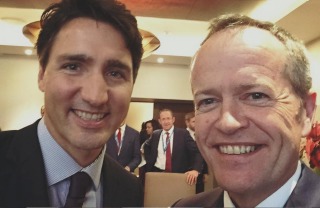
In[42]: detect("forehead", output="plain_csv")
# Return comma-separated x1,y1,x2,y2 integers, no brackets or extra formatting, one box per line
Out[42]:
52,17,128,54
48,17,132,69
160,111,172,118
195,27,286,66
191,27,288,90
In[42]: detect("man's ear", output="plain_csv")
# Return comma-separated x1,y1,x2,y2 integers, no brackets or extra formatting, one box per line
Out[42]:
38,66,45,92
301,92,317,137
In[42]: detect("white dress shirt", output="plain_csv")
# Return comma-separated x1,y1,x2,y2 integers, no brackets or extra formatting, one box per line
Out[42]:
155,126,174,170
224,161,302,207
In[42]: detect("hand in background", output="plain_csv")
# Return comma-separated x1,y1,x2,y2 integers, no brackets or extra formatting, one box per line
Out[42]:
185,170,199,185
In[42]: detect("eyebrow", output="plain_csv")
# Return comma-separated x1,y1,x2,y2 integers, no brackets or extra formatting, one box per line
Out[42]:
235,83,272,94
106,59,131,72
57,54,92,63
193,83,272,97
56,53,132,71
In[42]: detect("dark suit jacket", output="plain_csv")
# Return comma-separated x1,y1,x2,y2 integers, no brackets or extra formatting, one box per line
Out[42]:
106,125,141,172
172,163,320,207
0,120,143,207
144,127,203,173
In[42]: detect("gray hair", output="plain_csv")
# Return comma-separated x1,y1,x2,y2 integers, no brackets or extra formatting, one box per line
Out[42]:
200,14,312,100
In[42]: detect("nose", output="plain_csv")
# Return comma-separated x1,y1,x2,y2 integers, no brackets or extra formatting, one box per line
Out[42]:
214,102,249,134
81,72,108,106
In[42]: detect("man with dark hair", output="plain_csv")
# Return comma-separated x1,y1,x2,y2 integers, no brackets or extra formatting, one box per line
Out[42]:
173,14,320,207
185,111,196,140
0,0,143,207
184,111,208,193
106,120,141,172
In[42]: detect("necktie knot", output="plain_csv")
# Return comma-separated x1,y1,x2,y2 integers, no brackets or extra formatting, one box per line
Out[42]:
64,172,92,207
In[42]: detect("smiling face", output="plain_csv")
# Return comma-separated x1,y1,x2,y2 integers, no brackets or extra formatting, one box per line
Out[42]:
159,110,175,131
38,18,133,166
192,27,313,206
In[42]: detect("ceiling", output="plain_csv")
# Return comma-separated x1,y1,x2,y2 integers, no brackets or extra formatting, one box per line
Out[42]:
0,0,320,65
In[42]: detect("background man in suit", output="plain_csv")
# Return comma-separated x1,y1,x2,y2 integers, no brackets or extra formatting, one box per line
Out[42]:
106,120,141,172
185,111,208,193
0,0,143,207
173,14,320,207
145,108,203,185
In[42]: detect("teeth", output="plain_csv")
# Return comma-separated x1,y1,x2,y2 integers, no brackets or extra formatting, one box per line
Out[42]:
74,110,105,121
219,145,256,155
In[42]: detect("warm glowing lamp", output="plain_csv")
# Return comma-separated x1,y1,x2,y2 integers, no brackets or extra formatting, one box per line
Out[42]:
22,21,160,59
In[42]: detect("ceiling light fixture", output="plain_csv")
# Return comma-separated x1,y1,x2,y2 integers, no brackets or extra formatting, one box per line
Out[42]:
22,21,160,59
157,57,164,63
24,49,33,55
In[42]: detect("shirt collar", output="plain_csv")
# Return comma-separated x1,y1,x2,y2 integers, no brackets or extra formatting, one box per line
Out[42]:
163,126,174,135
37,118,105,190
224,161,302,207
119,124,126,132
187,128,195,136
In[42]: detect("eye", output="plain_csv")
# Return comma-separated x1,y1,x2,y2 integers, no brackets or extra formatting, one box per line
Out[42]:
248,92,269,100
241,92,271,106
196,98,219,113
106,70,124,79
62,63,81,72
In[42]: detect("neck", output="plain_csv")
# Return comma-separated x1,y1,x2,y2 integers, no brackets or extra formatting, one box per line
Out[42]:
68,146,103,167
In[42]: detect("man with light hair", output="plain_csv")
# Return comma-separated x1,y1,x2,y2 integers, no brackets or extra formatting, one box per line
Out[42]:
173,14,320,207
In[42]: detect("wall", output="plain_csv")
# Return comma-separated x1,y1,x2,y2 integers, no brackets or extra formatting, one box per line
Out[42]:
132,62,192,100
126,102,154,131
0,55,192,131
0,55,43,130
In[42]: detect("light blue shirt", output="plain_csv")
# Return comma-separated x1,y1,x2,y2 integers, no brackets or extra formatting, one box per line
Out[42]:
224,161,302,207
37,118,105,207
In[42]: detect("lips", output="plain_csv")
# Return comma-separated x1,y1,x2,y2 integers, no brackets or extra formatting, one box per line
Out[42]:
219,145,256,155
74,109,105,121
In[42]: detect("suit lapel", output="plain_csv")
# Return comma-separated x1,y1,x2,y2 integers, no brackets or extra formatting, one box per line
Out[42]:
285,163,320,207
153,130,162,147
107,134,118,158
101,154,123,206
171,128,179,158
6,120,50,206
101,154,143,207
118,127,127,156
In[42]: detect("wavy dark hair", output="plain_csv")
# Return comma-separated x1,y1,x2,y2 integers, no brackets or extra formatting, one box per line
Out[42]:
36,0,143,82
139,119,160,145
145,119,161,132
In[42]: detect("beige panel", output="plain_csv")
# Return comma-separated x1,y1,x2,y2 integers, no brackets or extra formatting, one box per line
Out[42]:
144,172,196,207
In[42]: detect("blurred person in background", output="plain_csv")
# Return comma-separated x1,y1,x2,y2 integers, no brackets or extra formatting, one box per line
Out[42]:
139,119,161,186
106,120,141,172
